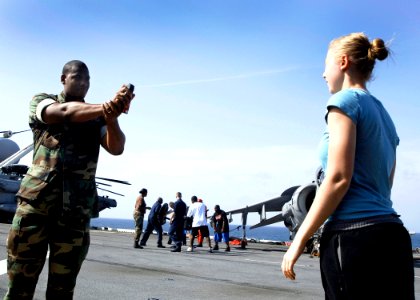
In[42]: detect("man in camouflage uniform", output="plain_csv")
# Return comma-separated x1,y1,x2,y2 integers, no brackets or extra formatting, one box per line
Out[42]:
4,60,134,299
133,188,147,248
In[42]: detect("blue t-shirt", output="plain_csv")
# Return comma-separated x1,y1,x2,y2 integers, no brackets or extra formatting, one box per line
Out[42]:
318,88,399,220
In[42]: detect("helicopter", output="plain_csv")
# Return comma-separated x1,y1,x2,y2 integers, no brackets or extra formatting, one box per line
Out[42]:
0,130,129,224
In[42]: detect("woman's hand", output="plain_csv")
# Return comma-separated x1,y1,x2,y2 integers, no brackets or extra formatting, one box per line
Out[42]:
281,238,306,280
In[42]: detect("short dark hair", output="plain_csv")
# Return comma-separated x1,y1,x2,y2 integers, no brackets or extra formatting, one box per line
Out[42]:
139,188,148,195
62,60,88,75
191,196,198,202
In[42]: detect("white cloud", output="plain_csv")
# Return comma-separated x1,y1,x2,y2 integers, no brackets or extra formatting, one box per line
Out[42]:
138,67,300,88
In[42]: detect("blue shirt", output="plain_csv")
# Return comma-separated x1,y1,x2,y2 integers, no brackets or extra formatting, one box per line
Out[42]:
318,89,399,220
148,201,162,222
173,198,187,226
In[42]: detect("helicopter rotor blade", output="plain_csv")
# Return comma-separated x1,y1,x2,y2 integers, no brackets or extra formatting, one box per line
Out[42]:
95,176,131,185
97,187,125,197
1,129,31,138
96,182,112,187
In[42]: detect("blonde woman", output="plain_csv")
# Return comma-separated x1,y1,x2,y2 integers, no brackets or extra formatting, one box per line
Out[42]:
281,33,414,299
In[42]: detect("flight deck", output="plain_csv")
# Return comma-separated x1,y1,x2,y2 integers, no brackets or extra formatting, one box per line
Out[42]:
0,224,418,300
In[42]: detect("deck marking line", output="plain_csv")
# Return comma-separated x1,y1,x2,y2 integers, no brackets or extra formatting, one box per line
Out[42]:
0,259,7,276
244,258,309,268
0,251,50,276
244,258,279,265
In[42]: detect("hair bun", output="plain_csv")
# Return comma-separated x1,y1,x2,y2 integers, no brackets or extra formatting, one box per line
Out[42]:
370,38,388,61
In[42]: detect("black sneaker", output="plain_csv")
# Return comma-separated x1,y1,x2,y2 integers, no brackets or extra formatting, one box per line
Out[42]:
157,245,166,248
213,245,219,251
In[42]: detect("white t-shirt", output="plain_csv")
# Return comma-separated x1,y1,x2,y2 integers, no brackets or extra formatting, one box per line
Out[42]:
187,202,208,227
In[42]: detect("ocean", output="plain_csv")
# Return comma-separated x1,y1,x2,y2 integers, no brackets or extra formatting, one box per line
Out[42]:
91,217,420,249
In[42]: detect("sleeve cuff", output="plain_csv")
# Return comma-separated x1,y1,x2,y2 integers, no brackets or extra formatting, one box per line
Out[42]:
35,98,56,123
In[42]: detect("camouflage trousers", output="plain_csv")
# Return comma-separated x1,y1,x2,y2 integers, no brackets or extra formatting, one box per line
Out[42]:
4,196,90,300
133,211,144,242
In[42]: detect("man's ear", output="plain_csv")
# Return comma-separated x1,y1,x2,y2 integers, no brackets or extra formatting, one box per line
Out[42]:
340,55,349,71
60,74,66,84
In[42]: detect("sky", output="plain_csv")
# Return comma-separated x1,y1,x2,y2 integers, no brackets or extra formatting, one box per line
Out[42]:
1,1,419,231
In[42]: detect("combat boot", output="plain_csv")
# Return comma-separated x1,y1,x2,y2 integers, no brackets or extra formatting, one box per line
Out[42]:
134,241,143,249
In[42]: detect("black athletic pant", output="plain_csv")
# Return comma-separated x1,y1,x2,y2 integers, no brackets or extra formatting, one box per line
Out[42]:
320,222,414,300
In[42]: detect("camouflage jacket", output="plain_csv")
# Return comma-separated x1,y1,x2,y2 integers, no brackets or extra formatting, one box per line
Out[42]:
17,92,106,218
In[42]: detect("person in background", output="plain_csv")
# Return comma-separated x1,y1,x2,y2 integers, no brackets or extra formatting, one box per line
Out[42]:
281,33,414,299
169,192,187,252
4,60,134,299
159,201,169,225
196,198,205,247
186,196,212,253
140,197,166,248
133,188,147,249
211,205,230,252
166,201,175,245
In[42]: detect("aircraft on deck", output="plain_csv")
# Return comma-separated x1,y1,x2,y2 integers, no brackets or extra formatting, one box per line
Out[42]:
0,130,129,224
226,169,323,254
